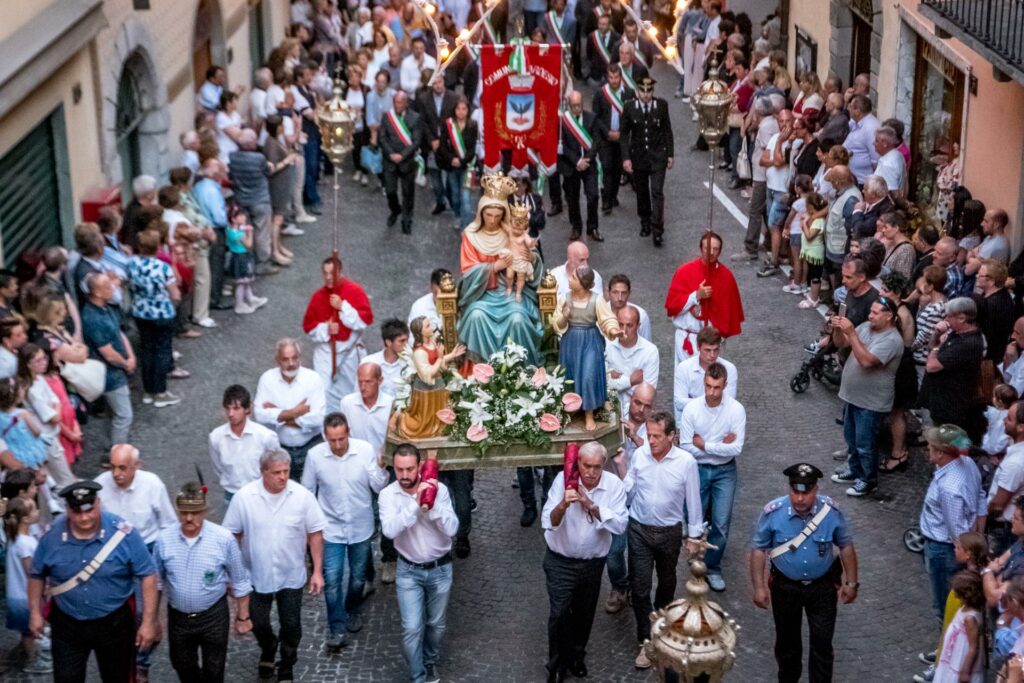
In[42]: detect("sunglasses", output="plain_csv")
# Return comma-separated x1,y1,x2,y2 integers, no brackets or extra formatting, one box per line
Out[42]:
876,296,898,315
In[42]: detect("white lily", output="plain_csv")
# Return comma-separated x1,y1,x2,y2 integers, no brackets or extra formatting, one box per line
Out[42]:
511,395,546,418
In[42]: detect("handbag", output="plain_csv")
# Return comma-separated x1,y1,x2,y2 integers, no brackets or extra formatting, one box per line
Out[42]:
735,138,752,180
360,145,383,175
975,359,996,405
60,359,107,402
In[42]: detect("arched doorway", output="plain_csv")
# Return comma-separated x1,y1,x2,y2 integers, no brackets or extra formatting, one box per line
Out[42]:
114,50,167,198
116,62,143,197
193,0,226,94
829,0,881,92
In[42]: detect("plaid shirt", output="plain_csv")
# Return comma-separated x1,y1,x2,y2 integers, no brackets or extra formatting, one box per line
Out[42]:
919,456,985,544
944,263,967,299
154,520,252,613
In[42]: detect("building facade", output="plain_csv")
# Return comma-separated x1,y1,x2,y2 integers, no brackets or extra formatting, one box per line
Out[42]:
0,0,290,266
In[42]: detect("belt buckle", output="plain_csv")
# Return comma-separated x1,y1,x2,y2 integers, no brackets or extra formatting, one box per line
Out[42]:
800,579,813,586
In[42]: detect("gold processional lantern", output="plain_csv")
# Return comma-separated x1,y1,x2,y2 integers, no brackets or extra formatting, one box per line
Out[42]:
318,77,357,167
691,56,735,231
644,552,739,682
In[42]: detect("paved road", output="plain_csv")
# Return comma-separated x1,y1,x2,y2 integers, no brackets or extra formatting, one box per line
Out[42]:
3,63,938,681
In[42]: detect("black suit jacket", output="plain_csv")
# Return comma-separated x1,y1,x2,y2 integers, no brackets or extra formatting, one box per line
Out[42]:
620,97,674,171
379,109,424,175
591,84,634,133
586,30,621,81
615,61,649,88
436,118,478,169
558,110,606,176
846,196,894,241
414,89,459,154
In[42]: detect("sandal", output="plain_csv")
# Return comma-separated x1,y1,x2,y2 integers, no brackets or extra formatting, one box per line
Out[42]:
798,297,820,309
879,451,908,474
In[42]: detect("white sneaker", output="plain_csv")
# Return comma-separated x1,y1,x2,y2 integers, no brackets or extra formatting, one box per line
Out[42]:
249,296,268,309
352,171,362,182
798,297,821,309
172,350,182,361
153,392,181,408
142,393,154,405
782,283,803,294
235,302,256,315
295,213,317,224
281,225,305,236
196,317,218,328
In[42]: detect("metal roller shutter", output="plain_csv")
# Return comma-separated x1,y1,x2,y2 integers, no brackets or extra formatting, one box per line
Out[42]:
0,113,63,266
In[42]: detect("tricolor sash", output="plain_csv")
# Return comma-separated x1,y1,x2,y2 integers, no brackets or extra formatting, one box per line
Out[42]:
546,11,565,44
562,112,593,151
386,111,413,146
592,32,611,64
632,42,648,68
593,5,605,18
446,118,467,158
483,16,498,43
620,67,638,92
601,84,623,114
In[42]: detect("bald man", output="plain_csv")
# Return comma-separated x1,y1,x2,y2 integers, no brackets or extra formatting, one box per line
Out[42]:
379,90,424,234
605,306,660,416
550,242,604,298
340,362,395,456
557,90,607,242
94,445,177,547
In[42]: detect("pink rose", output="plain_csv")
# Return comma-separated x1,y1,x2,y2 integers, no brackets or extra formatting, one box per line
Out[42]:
561,392,583,412
531,366,548,388
471,363,495,384
466,424,489,442
435,408,456,425
538,413,561,432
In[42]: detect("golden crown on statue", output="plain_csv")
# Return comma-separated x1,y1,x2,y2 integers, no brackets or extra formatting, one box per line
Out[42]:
509,202,530,221
480,173,517,201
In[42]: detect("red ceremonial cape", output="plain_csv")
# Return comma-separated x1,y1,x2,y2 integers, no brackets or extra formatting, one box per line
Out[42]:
302,278,374,343
664,258,744,338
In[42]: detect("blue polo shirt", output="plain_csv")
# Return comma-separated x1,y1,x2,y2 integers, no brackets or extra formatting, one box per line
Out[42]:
81,302,128,392
750,495,853,581
31,511,155,620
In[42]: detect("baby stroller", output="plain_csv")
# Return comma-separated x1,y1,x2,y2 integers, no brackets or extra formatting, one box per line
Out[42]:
790,307,845,393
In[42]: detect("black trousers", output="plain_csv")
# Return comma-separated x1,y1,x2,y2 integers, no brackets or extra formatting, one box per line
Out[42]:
384,165,416,224
134,316,175,395
563,167,599,234
51,600,136,683
251,588,303,677
770,563,840,683
599,144,623,208
209,228,227,307
168,595,230,682
517,465,557,510
439,469,473,540
549,172,564,209
543,549,606,674
633,165,667,236
627,519,682,642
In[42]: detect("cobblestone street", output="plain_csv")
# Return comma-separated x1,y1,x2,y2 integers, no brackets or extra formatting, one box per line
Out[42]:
4,64,939,682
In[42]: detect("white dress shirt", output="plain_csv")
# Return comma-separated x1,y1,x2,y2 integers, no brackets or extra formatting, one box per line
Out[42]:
208,419,281,494
408,293,442,330
379,479,459,563
843,113,880,184
400,53,438,94
875,147,906,194
94,470,177,545
253,367,326,447
339,391,394,456
623,445,704,537
542,471,628,558
988,442,1024,522
678,395,747,466
629,302,652,341
1002,355,1024,396
300,438,389,544
222,479,327,593
673,356,738,424
0,347,16,379
361,351,408,397
605,336,660,414
550,264,603,299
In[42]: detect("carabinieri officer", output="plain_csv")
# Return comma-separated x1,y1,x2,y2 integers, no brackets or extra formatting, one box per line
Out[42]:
28,480,160,683
749,463,860,683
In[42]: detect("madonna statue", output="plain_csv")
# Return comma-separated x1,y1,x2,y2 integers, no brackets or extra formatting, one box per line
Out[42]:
458,174,545,365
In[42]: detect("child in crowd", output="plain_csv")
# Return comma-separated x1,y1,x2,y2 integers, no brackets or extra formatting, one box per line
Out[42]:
782,174,814,295
4,497,51,674
226,206,268,315
933,570,986,683
983,384,1019,456
797,192,829,309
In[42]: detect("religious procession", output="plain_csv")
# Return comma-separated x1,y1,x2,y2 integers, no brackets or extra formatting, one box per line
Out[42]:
2,0,1024,681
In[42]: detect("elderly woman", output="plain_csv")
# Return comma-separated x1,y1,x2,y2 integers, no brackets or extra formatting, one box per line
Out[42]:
877,211,916,278
976,259,1015,362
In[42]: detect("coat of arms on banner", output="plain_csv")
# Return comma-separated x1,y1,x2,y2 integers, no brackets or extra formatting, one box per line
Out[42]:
506,73,536,132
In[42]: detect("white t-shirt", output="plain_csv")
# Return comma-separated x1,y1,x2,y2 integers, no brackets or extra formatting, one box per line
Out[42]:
5,533,37,607
790,197,807,235
764,132,792,192
988,442,1024,521
265,85,286,115
215,110,242,163
27,376,60,441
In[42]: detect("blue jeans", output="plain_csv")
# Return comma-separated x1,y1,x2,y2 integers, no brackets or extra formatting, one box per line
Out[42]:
766,187,788,229
428,168,447,209
843,402,885,486
922,539,961,623
303,135,322,206
444,169,474,229
323,538,371,636
606,531,629,592
698,460,738,574
396,560,453,683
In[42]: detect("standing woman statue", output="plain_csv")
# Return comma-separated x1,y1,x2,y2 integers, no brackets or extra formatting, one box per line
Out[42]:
395,316,465,439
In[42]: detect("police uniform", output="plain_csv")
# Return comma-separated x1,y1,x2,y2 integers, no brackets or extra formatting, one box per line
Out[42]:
30,481,156,683
619,77,674,246
750,464,856,683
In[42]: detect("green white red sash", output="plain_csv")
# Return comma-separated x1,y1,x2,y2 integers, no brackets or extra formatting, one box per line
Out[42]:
562,112,593,151
592,32,611,64
620,67,638,92
632,42,648,68
601,84,623,113
593,5,605,18
386,111,413,146
446,118,466,158
546,11,565,44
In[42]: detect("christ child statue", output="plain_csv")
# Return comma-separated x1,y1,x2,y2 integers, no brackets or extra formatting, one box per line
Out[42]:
501,203,537,302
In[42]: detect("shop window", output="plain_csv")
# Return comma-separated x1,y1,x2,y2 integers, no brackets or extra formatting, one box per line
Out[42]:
910,40,964,205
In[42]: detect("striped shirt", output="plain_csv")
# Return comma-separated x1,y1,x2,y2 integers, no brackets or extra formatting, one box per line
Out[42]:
913,300,946,365
919,456,985,545
153,520,252,613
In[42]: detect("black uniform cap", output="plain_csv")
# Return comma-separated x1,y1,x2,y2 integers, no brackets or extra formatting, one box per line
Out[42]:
783,463,823,493
57,480,101,511
637,76,656,92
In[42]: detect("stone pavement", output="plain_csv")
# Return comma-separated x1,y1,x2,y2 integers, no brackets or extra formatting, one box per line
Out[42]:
3,63,940,681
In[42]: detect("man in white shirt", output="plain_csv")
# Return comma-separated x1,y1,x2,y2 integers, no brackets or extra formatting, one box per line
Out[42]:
253,339,326,483
362,319,410,397
756,107,793,277
842,95,880,185
541,442,628,680
872,125,906,195
209,385,280,506
301,413,388,649
623,411,703,669
340,363,394,455
606,274,651,341
94,444,177,547
379,444,459,683
550,242,603,298
400,37,438,95
0,317,27,379
1001,317,1024,395
987,402,1024,555
606,306,659,415
223,449,326,683
407,268,450,331
673,326,738,424
250,68,272,133
678,362,746,592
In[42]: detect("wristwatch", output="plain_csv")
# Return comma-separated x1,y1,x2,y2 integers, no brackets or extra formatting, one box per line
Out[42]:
845,581,860,589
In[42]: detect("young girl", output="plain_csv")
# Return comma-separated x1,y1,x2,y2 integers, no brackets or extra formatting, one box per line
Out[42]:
933,570,986,683
226,206,268,315
798,193,829,309
5,497,51,674
0,379,49,472
984,384,1018,456
782,175,814,294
